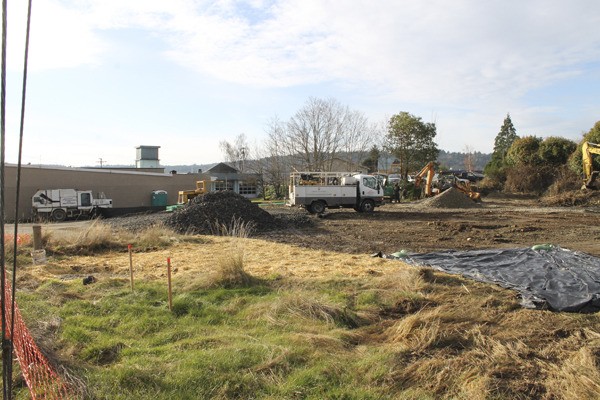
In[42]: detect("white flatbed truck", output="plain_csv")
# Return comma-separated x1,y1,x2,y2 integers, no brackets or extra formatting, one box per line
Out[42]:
32,189,113,221
288,172,384,213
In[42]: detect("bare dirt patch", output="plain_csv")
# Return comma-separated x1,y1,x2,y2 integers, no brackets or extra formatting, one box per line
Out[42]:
258,193,600,257
36,192,600,258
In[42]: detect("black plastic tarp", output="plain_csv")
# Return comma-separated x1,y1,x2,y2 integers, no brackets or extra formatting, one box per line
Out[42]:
387,247,600,313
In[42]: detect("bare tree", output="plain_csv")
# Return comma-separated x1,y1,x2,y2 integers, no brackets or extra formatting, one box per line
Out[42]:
463,145,475,172
262,117,291,199
338,110,378,171
219,133,249,172
279,97,374,171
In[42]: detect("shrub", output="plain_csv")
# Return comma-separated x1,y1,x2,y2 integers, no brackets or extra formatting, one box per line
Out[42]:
545,166,581,196
504,165,553,194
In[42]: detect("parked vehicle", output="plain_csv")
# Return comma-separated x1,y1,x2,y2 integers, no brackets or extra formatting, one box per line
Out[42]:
32,189,113,221
288,172,384,213
454,171,485,183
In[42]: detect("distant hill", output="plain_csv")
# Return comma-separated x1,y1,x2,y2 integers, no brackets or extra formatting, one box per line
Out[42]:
68,150,492,175
436,150,491,171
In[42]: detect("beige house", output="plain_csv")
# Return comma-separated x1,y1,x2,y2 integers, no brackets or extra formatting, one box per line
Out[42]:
4,163,260,221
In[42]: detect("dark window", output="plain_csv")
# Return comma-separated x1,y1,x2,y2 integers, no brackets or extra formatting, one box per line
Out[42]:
214,181,234,191
239,182,257,195
80,193,92,206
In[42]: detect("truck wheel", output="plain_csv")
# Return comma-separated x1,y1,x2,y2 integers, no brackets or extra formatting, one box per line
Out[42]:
360,200,375,213
310,201,326,214
51,209,67,222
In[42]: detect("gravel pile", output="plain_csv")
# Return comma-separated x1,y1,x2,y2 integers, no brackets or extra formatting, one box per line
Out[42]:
419,187,481,209
102,194,313,234
165,191,278,234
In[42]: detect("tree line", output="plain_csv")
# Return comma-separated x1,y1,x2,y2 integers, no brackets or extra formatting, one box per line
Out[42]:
483,114,600,194
220,97,598,198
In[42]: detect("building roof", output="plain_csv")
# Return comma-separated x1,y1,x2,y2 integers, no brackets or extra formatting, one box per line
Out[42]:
207,162,239,174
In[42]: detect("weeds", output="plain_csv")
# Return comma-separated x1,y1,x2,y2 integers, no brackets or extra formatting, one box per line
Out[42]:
11,234,600,399
210,216,255,238
206,217,259,288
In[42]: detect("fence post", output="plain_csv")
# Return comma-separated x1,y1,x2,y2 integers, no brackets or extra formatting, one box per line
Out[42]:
167,258,173,311
32,225,42,250
128,244,134,292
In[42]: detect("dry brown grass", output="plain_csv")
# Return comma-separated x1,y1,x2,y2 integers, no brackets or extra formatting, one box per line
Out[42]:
23,228,600,399
208,241,257,288
545,329,600,398
210,217,255,238
43,220,178,255
266,293,364,328
204,218,259,288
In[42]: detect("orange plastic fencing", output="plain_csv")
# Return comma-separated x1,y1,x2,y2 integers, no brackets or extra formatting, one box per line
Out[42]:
3,277,77,399
4,233,32,246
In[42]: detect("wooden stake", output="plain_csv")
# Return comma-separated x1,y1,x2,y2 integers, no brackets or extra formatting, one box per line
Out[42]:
167,257,173,311
32,224,42,250
128,244,134,292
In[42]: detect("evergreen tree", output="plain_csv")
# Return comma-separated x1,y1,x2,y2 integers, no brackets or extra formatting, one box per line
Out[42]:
484,114,519,180
493,114,519,160
361,145,381,173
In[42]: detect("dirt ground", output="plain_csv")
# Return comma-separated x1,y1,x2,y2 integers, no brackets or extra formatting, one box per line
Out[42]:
19,192,600,259
257,192,600,257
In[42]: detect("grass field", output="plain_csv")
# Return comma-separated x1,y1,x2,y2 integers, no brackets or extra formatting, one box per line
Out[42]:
4,222,600,399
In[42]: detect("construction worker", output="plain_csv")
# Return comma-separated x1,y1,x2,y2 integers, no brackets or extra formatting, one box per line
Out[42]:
393,181,401,203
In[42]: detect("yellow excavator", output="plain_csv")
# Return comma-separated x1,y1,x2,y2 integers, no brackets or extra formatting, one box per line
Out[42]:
413,161,435,197
413,161,481,201
582,141,600,189
177,180,209,204
453,177,481,201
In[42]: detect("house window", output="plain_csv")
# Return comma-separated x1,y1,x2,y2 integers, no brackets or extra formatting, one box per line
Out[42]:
214,181,234,191
238,182,257,195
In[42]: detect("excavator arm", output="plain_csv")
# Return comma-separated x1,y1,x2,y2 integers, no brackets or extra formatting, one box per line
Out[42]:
453,178,481,201
414,161,435,197
582,142,600,189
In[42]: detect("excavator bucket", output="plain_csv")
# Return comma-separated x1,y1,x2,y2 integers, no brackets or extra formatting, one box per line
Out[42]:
469,191,481,202
584,171,600,189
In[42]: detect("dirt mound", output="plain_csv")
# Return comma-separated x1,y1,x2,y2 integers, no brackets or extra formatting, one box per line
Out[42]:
165,191,277,234
418,187,481,209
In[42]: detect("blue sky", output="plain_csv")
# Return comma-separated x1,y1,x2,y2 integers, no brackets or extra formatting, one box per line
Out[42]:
3,0,600,166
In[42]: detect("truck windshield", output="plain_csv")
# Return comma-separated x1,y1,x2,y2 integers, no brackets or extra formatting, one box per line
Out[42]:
362,177,378,190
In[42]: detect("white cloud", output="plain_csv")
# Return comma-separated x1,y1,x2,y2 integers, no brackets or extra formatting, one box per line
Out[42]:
4,0,600,163
7,0,108,71
153,0,600,105
15,0,600,102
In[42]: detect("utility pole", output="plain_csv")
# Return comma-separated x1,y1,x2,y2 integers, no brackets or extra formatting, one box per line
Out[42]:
240,147,247,173
98,158,105,168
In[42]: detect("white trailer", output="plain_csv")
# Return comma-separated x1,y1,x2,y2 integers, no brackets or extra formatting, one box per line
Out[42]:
288,172,384,213
32,189,113,221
